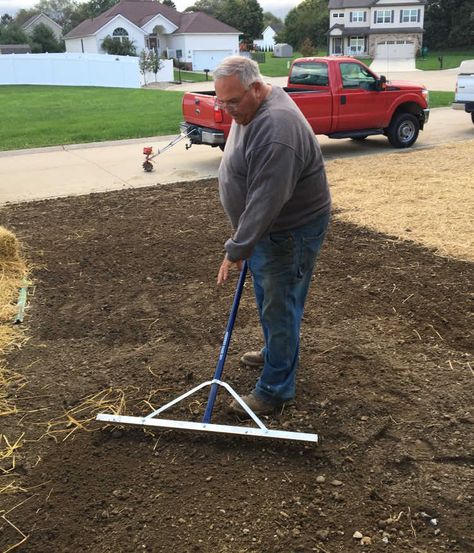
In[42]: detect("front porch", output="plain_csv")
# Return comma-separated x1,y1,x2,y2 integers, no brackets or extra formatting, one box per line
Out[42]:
330,35,369,57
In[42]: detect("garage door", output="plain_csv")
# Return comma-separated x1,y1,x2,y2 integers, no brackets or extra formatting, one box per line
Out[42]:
375,41,415,59
192,50,233,71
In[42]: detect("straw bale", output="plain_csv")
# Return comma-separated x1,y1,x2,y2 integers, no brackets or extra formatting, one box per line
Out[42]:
0,226,21,262
326,140,474,261
0,227,27,356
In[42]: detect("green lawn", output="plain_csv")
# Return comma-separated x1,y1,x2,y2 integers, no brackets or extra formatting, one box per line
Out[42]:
429,91,455,107
0,85,184,151
0,84,454,151
173,69,213,82
416,50,474,70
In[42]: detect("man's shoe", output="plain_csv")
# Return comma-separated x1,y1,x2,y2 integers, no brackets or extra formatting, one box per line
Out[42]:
240,350,264,368
229,392,279,417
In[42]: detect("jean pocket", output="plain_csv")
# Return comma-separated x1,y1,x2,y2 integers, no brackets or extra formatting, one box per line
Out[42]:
298,231,326,277
302,229,326,255
268,231,293,247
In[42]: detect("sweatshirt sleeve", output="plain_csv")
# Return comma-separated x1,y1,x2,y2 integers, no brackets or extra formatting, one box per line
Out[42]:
224,141,304,262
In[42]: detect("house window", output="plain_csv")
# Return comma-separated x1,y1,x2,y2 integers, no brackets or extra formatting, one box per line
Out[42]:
348,36,365,53
376,10,392,24
351,11,365,22
112,27,129,42
332,12,344,18
401,9,419,22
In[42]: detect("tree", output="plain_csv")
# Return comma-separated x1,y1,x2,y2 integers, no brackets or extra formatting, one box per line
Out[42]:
101,35,137,55
262,11,283,33
29,22,64,52
139,49,150,84
14,8,40,25
218,0,264,45
35,0,77,27
0,23,30,44
184,0,221,15
139,49,164,84
185,0,263,45
162,0,176,7
424,0,474,49
279,0,328,50
148,48,163,80
299,37,315,57
1,14,13,25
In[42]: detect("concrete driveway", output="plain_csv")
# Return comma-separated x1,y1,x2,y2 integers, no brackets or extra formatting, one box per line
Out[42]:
369,57,416,72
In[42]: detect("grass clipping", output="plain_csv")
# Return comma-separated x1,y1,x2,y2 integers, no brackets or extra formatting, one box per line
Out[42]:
326,140,474,262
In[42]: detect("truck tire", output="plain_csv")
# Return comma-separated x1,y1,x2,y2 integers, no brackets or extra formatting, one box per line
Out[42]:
386,113,419,148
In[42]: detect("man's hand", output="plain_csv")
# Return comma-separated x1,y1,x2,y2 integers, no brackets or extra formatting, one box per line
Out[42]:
217,255,243,285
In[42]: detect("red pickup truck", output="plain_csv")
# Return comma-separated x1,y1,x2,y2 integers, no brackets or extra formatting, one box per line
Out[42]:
180,56,430,149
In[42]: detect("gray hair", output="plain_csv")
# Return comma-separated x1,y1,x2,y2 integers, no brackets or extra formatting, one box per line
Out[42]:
213,56,264,88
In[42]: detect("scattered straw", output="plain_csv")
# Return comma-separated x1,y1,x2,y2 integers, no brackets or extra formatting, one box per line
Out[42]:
326,140,474,261
0,433,24,474
43,387,130,442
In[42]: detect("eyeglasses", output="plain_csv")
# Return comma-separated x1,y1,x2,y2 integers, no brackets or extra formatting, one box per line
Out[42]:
215,85,253,110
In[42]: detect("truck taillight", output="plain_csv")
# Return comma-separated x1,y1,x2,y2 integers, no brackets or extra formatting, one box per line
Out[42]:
214,104,223,123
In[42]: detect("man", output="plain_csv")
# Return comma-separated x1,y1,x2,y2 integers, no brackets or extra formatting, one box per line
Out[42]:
215,56,331,416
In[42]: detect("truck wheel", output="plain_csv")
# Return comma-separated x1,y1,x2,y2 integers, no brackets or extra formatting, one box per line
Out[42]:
387,113,419,148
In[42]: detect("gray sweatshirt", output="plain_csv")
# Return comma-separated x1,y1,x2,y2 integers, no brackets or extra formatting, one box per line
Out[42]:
218,86,331,262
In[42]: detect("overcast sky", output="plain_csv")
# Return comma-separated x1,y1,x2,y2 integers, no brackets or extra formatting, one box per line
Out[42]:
0,0,303,18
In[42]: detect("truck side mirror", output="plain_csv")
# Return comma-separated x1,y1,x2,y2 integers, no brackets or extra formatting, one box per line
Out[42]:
376,75,387,91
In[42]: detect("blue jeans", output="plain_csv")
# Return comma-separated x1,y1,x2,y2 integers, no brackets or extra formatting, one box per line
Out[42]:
247,211,330,404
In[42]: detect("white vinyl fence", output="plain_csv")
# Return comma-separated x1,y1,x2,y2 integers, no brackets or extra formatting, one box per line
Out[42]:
0,53,173,89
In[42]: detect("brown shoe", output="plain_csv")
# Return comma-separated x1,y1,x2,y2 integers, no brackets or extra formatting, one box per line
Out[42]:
240,350,264,368
229,392,278,417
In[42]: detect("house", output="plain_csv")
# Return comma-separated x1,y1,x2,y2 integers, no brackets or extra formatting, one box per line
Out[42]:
22,13,63,41
254,26,276,51
64,0,240,71
0,44,31,54
328,0,425,59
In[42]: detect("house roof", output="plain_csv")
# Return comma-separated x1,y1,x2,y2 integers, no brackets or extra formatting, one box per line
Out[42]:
174,10,239,34
329,0,426,7
22,13,62,31
65,0,239,39
329,25,424,35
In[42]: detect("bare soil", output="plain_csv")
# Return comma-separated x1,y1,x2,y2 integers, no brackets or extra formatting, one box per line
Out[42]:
1,179,473,553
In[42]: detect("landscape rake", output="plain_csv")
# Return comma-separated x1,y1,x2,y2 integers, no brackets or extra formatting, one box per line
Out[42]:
96,262,319,444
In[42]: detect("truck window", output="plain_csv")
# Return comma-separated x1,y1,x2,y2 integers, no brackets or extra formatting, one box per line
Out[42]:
289,62,329,86
340,62,376,91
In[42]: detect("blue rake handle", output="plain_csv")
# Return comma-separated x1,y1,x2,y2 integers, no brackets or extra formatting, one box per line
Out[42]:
202,261,248,424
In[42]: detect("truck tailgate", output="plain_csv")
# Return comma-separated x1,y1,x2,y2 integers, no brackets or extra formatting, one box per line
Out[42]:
182,91,231,136
455,74,474,102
